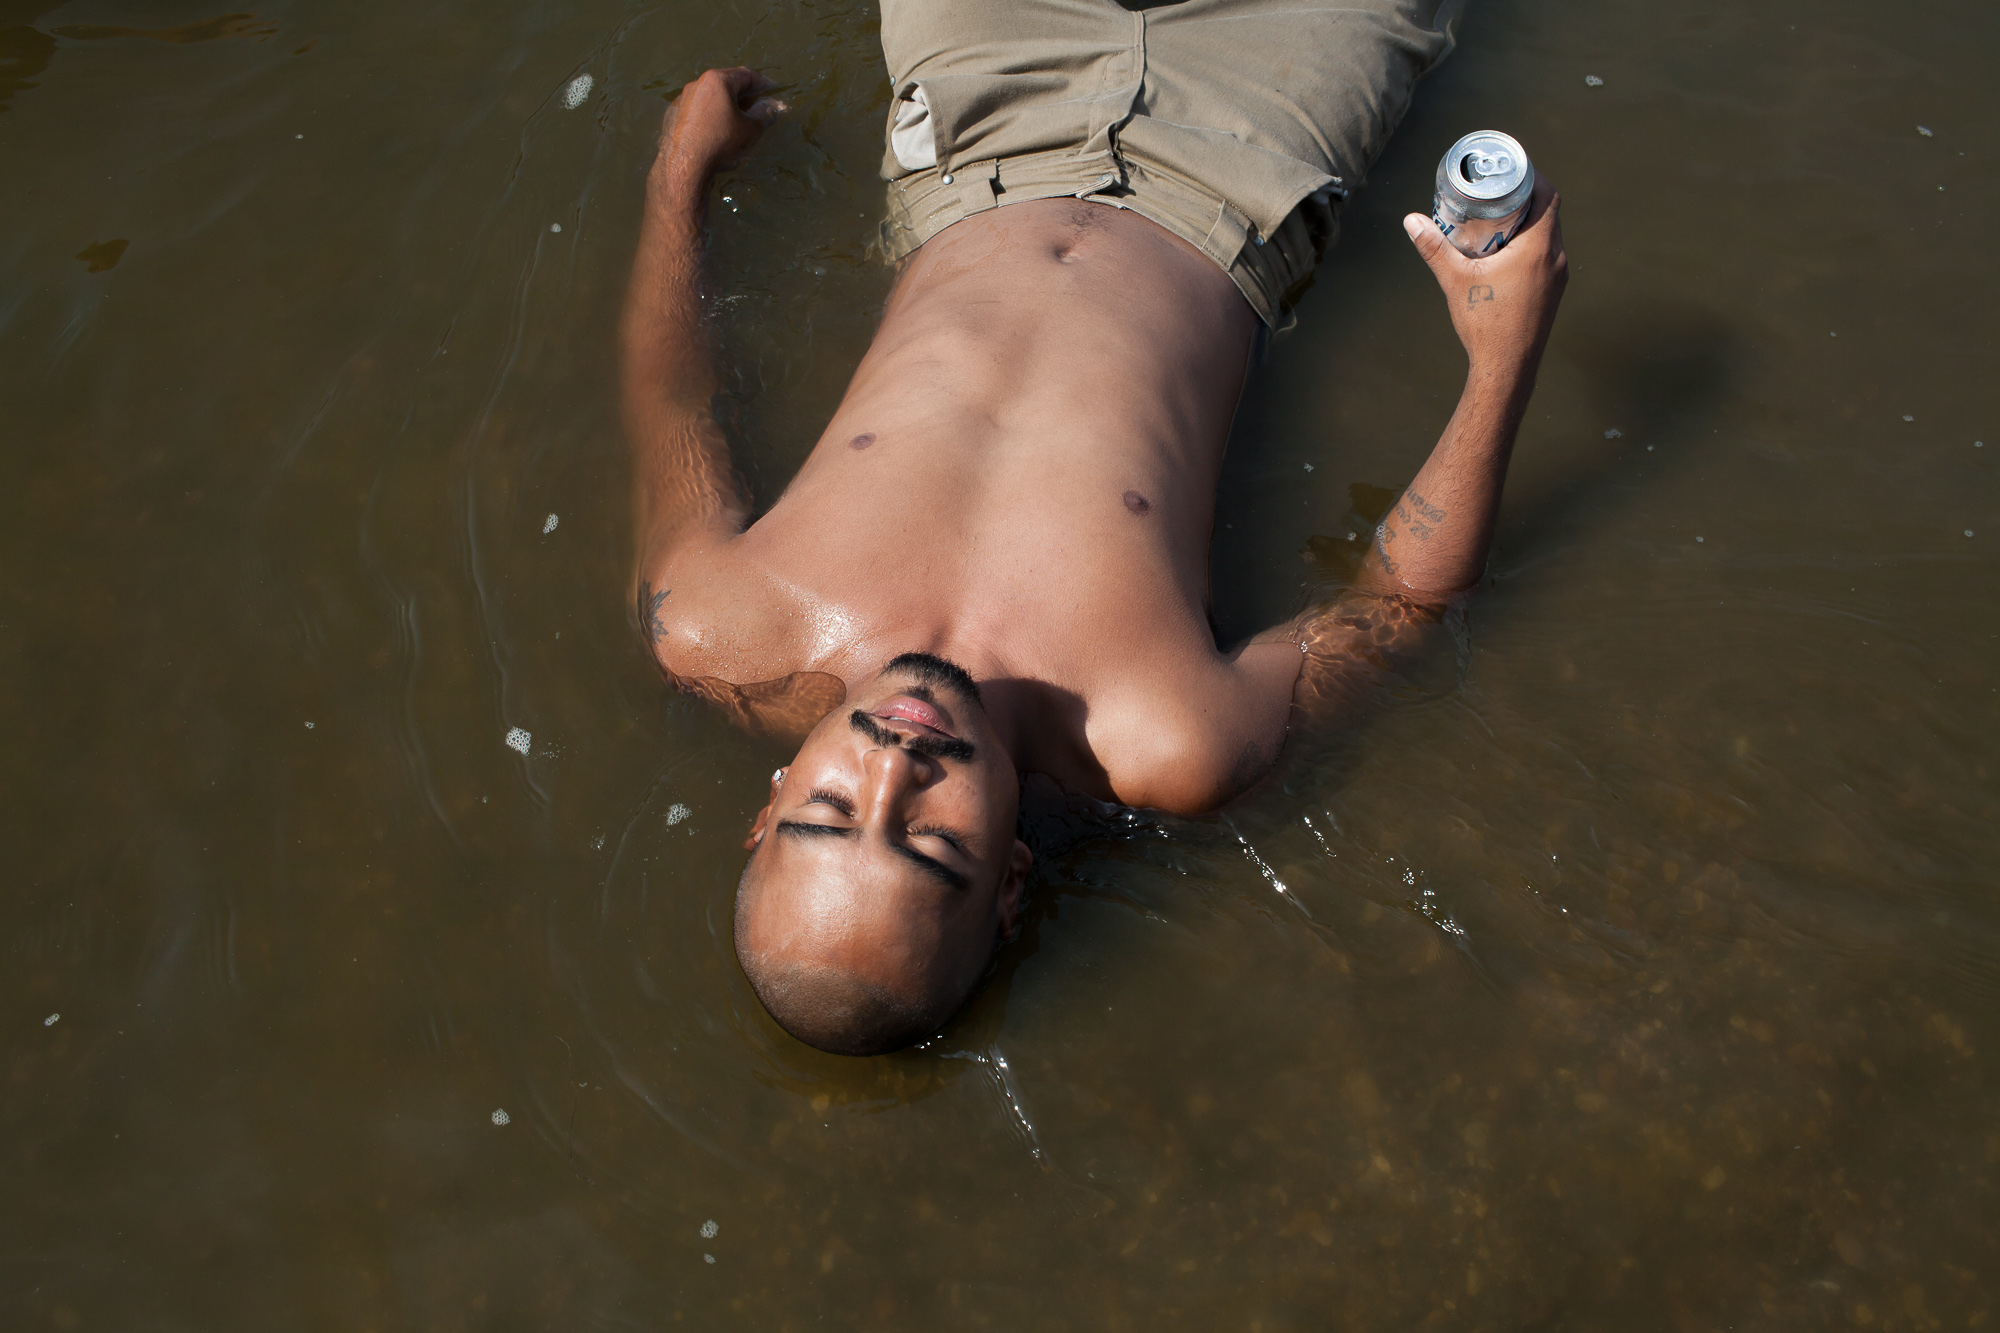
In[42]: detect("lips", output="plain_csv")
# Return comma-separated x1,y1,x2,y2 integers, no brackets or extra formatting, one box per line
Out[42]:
871,695,955,738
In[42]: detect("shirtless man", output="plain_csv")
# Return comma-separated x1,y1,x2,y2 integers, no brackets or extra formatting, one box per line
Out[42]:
626,1,1567,1055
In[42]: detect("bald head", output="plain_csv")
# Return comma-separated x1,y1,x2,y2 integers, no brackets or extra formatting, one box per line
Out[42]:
733,845,999,1056
730,653,1032,1056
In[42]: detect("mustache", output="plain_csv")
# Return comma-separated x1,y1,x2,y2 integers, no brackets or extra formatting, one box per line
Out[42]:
849,709,975,763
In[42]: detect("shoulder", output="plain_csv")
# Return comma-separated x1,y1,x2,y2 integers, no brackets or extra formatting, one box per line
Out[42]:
1088,659,1298,814
634,544,838,737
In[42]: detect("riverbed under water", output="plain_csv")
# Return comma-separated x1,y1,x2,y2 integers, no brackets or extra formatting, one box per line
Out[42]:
2,0,1996,1328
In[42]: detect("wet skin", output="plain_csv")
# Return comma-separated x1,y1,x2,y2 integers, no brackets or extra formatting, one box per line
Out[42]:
736,666,1033,1016
625,69,1566,1000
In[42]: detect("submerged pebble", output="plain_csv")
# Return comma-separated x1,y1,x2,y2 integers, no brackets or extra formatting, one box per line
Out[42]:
561,74,593,110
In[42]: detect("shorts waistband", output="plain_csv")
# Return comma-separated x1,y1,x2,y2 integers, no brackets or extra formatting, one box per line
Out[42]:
881,146,1337,329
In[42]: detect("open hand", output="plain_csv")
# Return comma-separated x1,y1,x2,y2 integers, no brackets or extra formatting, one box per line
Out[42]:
654,67,786,194
1403,174,1567,372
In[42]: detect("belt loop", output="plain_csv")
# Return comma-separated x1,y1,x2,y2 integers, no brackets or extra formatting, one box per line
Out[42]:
957,158,1000,214
1200,200,1250,266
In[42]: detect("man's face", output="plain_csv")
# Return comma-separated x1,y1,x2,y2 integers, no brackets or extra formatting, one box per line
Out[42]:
738,655,1031,1013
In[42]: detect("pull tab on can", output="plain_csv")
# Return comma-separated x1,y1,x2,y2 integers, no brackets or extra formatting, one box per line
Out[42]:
1431,130,1534,258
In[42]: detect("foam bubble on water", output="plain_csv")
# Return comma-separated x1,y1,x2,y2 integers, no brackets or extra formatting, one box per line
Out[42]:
703,1254,716,1264
1604,427,1622,439
1918,125,1933,137
1967,530,1977,539
561,74,593,110
549,222,562,234
505,727,531,755
665,803,691,826
304,721,314,729
491,1108,510,1125
542,513,559,534
44,1013,59,1027
1903,414,1915,422
700,1219,718,1238
1584,74,1603,87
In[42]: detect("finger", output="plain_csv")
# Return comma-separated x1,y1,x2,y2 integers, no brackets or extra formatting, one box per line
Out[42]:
716,66,775,105
1402,213,1459,276
1517,173,1560,236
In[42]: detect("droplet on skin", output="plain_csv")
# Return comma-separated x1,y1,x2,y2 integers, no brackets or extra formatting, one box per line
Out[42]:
1123,490,1151,515
848,432,876,450
561,74,593,110
505,728,531,755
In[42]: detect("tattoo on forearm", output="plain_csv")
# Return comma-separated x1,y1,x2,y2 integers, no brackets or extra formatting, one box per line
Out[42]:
1395,490,1446,541
638,580,670,644
1373,522,1400,576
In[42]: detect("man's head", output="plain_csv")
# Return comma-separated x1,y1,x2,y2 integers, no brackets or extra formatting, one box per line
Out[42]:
735,653,1032,1055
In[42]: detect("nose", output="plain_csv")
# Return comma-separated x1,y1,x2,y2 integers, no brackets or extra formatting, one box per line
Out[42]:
857,739,937,825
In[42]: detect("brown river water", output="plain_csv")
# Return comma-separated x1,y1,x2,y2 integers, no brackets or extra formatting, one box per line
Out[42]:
3,0,1996,1328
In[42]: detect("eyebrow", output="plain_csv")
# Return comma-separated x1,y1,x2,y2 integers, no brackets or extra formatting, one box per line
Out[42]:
773,820,971,891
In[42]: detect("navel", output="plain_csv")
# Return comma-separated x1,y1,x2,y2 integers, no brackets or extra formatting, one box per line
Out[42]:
1123,490,1151,516
848,432,877,450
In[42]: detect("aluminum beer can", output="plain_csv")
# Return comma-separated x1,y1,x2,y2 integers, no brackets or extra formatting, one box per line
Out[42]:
1431,130,1534,258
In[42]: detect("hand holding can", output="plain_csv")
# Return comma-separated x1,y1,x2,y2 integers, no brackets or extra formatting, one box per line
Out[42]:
1432,131,1534,258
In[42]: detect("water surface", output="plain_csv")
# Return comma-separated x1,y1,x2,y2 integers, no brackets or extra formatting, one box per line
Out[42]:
2,0,1995,1327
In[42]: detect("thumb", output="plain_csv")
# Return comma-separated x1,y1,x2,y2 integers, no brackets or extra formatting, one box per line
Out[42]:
1402,213,1455,274
747,96,787,126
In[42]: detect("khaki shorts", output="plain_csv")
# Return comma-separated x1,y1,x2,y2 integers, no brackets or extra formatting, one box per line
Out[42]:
878,0,1463,326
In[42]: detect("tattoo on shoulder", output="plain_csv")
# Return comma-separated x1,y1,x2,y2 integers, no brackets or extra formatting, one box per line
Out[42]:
638,580,670,644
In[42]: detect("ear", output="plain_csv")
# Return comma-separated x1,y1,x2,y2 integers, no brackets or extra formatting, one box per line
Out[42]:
742,768,787,850
995,838,1033,940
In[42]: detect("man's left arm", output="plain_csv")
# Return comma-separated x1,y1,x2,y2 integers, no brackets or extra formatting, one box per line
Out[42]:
626,69,783,617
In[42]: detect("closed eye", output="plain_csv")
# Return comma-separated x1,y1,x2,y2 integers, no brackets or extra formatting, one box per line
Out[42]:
805,787,855,817
907,824,968,856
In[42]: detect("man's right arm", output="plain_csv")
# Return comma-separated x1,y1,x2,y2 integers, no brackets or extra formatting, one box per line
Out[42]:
625,68,783,637
1256,177,1569,726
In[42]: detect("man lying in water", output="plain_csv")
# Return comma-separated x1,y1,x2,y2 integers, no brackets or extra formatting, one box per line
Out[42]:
624,0,1568,1056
